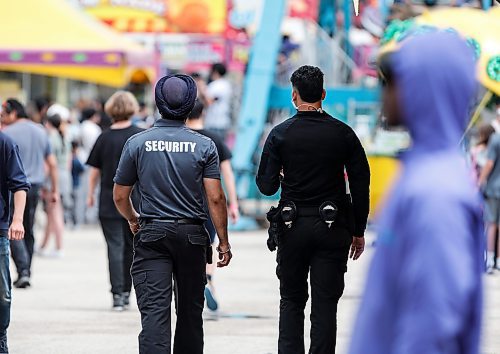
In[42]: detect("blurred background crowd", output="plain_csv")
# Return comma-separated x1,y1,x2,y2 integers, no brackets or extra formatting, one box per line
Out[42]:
0,0,498,306
0,0,499,352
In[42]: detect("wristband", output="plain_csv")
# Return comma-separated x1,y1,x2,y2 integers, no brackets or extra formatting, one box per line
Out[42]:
216,245,231,254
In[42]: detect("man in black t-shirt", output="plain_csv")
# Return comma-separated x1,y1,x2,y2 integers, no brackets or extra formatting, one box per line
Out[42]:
186,100,239,314
86,91,143,311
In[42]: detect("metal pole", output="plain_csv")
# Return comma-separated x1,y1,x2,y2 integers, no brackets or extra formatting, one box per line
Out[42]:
21,73,31,102
380,0,389,21
343,0,352,58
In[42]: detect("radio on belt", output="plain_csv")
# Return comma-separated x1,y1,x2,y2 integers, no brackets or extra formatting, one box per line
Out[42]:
319,201,338,228
280,201,297,228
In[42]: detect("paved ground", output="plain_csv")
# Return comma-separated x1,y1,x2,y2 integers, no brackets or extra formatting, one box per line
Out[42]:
7,226,500,353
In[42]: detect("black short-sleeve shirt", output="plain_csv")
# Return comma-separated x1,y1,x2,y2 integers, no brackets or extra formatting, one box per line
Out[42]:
87,125,144,218
195,129,232,163
114,119,220,221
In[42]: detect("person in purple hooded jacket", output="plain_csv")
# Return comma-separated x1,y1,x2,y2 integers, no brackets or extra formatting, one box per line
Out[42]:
350,31,484,354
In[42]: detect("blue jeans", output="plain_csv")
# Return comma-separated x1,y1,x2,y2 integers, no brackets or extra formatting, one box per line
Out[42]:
0,234,11,353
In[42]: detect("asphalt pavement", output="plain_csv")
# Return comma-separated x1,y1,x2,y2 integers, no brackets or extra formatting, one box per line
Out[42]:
7,225,500,354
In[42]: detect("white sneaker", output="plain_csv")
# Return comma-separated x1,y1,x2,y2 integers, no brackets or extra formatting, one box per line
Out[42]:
37,248,51,257
51,250,63,258
487,257,495,274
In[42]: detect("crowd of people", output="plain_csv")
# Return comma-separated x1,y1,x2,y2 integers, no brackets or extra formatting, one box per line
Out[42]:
0,29,497,352
0,63,235,308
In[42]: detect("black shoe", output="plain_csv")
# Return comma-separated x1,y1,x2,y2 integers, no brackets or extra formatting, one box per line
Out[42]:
112,294,124,312
13,276,30,289
122,292,130,307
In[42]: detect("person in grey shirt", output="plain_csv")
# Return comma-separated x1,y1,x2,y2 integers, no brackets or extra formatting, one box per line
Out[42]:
113,74,232,354
480,132,500,273
1,99,58,288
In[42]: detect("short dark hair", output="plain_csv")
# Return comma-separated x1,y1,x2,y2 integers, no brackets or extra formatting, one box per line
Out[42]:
34,96,51,112
290,66,324,103
4,98,28,118
81,108,97,122
191,72,202,80
211,63,227,77
188,100,204,120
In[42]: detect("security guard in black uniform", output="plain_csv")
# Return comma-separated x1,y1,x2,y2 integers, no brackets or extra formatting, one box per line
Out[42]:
113,74,232,354
256,65,370,354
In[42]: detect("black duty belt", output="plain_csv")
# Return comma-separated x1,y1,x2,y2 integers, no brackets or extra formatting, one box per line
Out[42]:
142,218,204,225
296,207,321,217
295,204,348,227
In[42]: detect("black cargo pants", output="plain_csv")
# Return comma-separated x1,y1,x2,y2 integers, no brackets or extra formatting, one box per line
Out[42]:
131,220,208,354
99,217,134,295
276,215,351,354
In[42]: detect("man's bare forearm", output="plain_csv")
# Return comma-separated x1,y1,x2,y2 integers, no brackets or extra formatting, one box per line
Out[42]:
12,190,27,222
113,184,138,221
220,161,238,206
208,194,229,246
117,199,137,221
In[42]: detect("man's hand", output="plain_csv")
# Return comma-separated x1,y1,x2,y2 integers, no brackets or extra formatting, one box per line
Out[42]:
217,243,232,267
8,218,24,241
350,236,365,260
128,213,140,235
228,203,239,224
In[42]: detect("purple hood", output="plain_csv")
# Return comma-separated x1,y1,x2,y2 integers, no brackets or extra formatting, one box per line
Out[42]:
394,31,476,152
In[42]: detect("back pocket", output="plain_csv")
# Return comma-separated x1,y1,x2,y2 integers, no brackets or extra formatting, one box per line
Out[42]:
187,233,208,246
138,226,166,243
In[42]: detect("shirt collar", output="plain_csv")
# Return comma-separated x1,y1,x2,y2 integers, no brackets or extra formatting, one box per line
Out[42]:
154,118,186,128
295,110,328,117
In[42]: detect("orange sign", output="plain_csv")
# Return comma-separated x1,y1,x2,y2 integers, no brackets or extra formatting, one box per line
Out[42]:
80,0,227,34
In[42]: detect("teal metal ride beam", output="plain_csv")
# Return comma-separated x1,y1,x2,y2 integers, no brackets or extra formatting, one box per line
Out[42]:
268,86,380,112
232,0,287,176
229,0,287,230
229,0,379,230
